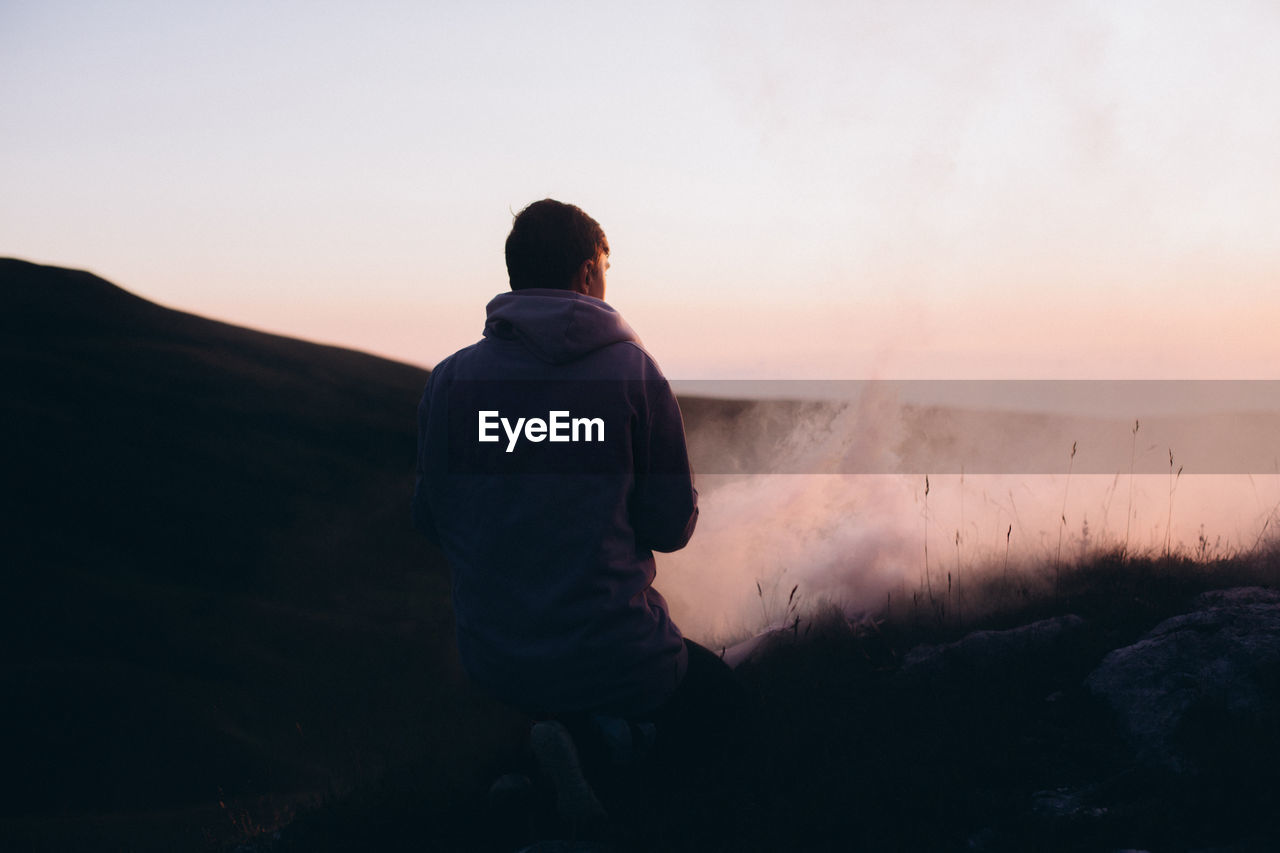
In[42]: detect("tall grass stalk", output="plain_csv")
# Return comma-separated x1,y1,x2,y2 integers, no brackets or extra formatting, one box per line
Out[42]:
1252,513,1274,552
787,583,801,638
1055,441,1077,589
923,475,933,604
1003,524,1012,581
1247,467,1280,553
957,467,965,619
1123,420,1140,560
1251,499,1280,552
958,466,965,576
947,569,953,624
952,531,961,622
1100,472,1119,544
1165,448,1183,558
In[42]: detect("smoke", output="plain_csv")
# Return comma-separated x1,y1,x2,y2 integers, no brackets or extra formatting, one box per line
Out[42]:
660,390,1280,646
660,473,917,643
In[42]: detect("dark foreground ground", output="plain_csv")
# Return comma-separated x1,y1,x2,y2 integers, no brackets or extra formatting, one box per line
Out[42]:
257,551,1280,853
5,259,1279,852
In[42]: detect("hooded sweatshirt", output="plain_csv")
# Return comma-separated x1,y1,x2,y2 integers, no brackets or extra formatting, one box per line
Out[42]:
411,288,696,716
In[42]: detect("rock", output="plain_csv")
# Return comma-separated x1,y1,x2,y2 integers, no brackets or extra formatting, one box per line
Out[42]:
896,614,1086,685
1188,839,1279,853
1085,588,1280,773
1193,586,1280,608
1030,785,1107,820
965,826,998,850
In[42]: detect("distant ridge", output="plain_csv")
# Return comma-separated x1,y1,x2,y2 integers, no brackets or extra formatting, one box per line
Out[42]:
0,257,430,382
0,257,162,332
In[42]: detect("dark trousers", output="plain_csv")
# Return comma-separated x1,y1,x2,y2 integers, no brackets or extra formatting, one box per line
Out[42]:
528,639,745,778
506,639,748,843
644,639,745,762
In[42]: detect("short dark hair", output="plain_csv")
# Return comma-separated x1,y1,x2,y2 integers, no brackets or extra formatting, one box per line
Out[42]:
505,199,609,291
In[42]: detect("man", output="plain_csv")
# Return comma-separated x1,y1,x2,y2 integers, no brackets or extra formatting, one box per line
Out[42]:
412,199,732,827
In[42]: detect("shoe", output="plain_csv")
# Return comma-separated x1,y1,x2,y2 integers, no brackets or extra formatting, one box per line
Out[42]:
529,720,608,834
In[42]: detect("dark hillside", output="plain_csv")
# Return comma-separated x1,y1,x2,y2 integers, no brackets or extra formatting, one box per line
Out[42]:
1,259,519,850
3,257,429,587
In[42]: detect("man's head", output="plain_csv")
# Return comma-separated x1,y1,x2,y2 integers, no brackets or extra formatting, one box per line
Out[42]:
505,199,610,299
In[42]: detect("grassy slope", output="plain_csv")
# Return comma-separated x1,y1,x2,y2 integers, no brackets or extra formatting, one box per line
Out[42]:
1,259,523,850
273,550,1280,853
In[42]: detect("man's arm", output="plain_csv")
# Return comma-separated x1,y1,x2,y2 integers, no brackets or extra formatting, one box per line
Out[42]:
631,375,698,553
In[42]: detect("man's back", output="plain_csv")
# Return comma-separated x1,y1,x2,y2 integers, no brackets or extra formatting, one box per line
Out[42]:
412,287,698,716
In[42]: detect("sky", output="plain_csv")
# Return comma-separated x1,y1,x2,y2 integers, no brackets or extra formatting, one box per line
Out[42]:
4,1,1279,638
3,0,1279,379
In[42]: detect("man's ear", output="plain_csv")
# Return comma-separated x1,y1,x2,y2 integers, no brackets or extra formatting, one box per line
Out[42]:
571,258,591,294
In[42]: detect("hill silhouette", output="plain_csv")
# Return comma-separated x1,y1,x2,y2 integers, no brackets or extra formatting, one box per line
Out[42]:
4,257,431,582
1,259,520,849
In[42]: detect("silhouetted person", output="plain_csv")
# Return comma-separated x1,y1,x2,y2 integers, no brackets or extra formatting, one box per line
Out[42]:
411,199,740,833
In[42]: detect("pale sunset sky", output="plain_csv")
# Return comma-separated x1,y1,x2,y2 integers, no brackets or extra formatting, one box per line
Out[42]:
3,1,1278,380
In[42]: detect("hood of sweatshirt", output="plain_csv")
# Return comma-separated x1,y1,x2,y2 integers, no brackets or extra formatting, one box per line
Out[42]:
482,288,641,365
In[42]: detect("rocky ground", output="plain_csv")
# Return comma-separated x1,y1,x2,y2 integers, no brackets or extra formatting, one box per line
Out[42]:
254,551,1280,853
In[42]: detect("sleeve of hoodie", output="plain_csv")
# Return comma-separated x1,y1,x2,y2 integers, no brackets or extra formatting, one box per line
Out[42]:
631,373,698,553
410,371,441,545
